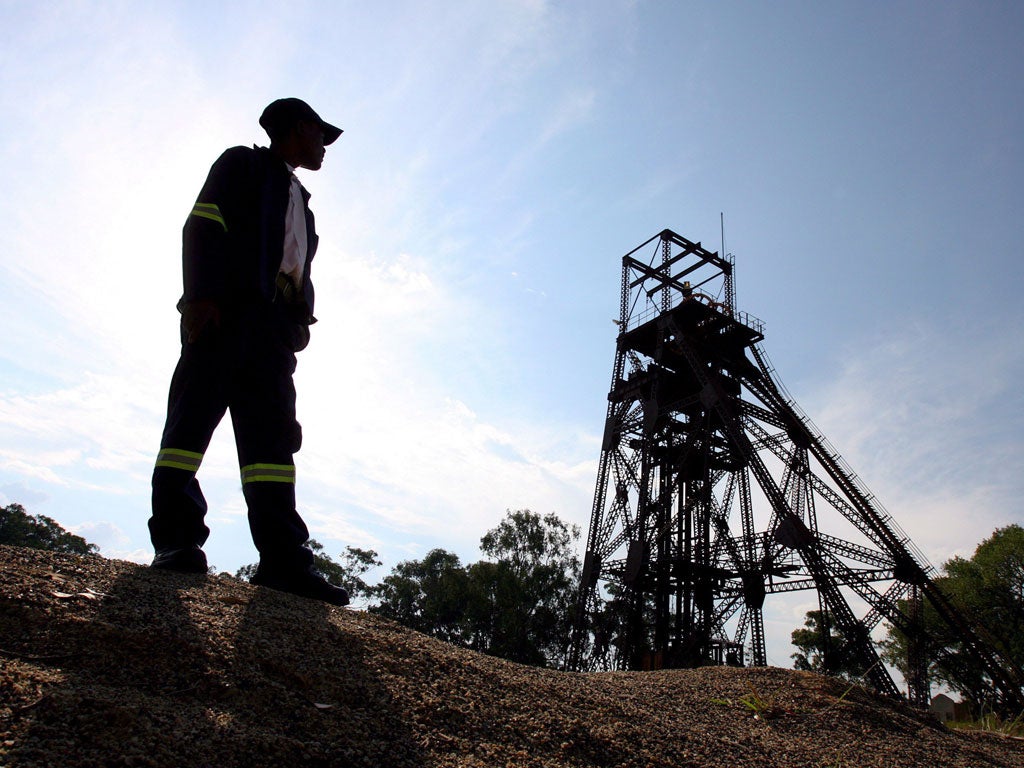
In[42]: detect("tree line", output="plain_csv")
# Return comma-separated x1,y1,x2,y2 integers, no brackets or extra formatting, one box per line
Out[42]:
0,503,98,555
791,524,1024,712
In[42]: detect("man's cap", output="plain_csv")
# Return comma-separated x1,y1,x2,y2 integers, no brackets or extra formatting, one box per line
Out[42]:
259,98,343,145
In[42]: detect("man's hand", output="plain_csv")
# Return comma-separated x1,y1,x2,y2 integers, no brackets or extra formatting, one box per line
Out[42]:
181,300,221,344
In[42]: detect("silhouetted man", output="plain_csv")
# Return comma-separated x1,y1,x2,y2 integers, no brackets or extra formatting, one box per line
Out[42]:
148,98,348,606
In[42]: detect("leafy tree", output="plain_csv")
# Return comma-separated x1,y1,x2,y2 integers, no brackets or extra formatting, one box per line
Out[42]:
235,562,258,581
881,525,1024,709
791,609,869,680
473,510,581,667
371,548,473,644
372,510,581,669
236,538,381,603
0,503,98,555
328,544,384,601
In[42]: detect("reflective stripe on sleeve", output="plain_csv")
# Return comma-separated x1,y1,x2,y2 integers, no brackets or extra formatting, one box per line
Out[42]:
240,463,296,485
190,203,227,232
155,448,204,473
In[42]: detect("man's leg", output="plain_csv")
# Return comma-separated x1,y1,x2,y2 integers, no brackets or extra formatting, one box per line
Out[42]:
149,332,229,571
232,335,311,568
231,318,347,605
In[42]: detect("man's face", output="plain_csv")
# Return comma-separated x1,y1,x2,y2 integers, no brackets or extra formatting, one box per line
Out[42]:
295,120,326,171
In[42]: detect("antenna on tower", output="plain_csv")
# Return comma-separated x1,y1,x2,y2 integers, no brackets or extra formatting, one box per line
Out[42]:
720,212,725,257
720,213,736,315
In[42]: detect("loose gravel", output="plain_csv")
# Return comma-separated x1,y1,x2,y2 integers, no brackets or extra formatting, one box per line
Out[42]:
2,545,1022,767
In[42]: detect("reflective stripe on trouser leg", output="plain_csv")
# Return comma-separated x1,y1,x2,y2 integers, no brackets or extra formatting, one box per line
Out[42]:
150,323,228,553
155,448,204,473
240,467,311,569
151,448,211,550
240,463,296,485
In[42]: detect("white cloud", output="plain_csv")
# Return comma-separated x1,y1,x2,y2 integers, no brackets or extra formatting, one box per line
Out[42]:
802,318,1024,565
72,518,133,554
282,244,599,547
0,457,69,487
537,88,597,146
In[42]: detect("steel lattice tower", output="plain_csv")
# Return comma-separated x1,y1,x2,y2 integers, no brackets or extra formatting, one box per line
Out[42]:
568,229,1024,709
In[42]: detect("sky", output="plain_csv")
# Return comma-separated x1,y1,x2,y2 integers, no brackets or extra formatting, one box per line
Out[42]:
1,1,1022,666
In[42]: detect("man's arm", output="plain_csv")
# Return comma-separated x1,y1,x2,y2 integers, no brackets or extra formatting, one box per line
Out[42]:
179,147,250,340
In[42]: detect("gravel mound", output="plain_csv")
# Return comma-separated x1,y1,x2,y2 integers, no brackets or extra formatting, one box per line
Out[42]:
2,545,1022,767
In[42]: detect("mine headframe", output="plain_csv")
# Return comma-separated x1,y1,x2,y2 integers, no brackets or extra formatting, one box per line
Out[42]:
568,229,1024,710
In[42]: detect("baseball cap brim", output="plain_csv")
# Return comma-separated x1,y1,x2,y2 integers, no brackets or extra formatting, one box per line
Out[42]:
260,98,343,145
321,122,343,145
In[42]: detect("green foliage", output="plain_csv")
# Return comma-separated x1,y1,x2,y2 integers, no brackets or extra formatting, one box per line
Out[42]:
791,609,869,680
881,525,1024,708
372,510,581,669
0,503,98,555
474,510,581,667
330,544,383,601
711,683,789,721
738,683,780,719
306,539,382,602
235,562,258,582
372,548,473,644
235,539,381,603
947,709,1024,737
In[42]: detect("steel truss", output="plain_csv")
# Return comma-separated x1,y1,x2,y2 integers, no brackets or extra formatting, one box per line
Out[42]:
568,229,1024,709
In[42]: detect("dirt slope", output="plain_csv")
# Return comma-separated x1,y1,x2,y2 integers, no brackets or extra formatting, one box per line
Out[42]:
1,545,1021,768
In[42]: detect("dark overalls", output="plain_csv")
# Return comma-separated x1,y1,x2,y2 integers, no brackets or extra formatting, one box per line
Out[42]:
149,145,318,571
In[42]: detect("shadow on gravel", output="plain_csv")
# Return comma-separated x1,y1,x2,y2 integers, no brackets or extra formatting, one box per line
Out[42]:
2,559,423,768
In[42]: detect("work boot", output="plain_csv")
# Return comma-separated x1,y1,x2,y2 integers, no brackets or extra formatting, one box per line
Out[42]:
151,545,208,574
250,563,350,606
